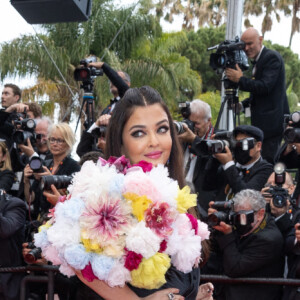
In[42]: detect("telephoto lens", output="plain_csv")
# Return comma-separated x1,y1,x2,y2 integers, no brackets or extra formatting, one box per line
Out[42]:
29,156,44,173
24,242,42,264
40,175,73,190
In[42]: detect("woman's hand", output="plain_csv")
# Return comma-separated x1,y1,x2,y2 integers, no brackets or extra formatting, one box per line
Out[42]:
43,184,62,206
196,282,214,300
33,166,52,181
143,288,184,300
24,164,33,181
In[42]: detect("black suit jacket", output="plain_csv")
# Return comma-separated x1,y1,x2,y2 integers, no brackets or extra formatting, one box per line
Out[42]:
0,194,26,300
100,63,129,116
203,156,273,201
240,47,290,139
216,214,284,300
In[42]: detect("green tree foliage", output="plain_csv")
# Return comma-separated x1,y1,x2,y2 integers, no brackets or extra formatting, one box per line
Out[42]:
181,26,226,92
0,0,160,120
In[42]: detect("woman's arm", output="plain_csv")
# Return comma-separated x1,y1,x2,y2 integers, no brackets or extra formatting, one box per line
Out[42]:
76,271,184,300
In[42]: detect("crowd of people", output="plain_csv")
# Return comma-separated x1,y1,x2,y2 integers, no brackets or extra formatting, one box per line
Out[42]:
0,27,299,300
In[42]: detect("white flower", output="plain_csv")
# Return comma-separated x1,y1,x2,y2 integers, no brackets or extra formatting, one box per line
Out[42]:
126,221,161,258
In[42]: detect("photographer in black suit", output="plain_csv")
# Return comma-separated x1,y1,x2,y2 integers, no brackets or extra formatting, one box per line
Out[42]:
76,61,130,158
178,99,217,219
0,191,26,300
203,125,273,202
225,27,290,164
209,189,284,300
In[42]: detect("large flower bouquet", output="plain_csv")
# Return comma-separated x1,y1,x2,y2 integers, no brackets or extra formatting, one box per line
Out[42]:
34,156,210,289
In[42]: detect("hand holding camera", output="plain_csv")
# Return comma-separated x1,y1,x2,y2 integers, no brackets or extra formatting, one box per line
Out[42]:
225,63,243,83
177,122,196,144
208,201,233,234
295,223,300,242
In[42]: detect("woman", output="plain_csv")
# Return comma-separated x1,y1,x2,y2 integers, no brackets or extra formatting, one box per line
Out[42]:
0,140,14,192
77,86,213,300
24,123,80,216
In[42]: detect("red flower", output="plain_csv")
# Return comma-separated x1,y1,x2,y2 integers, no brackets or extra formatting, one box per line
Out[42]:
106,156,131,174
131,160,153,173
145,202,174,237
124,250,143,271
81,263,97,282
159,240,167,253
186,213,198,235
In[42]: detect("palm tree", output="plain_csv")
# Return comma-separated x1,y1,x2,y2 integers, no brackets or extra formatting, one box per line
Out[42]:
0,0,160,121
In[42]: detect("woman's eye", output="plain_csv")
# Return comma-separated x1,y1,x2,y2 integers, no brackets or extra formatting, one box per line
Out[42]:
131,130,144,138
158,126,169,134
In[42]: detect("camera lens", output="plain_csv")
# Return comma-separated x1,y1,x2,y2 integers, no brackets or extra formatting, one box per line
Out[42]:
273,195,286,208
173,121,185,134
29,157,43,172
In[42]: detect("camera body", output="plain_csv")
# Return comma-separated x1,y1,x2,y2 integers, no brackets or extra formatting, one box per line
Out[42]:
24,242,42,264
196,131,255,156
264,186,289,208
74,56,103,82
12,113,36,145
283,111,300,143
207,200,234,227
208,36,249,74
174,101,195,134
91,126,107,138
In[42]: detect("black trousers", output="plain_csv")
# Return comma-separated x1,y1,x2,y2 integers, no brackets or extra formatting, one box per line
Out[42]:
262,135,282,165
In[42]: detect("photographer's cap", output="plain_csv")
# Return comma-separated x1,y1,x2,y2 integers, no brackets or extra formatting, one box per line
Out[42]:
233,125,264,142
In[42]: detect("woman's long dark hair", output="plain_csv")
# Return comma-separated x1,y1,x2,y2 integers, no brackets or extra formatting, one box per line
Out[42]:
105,86,184,187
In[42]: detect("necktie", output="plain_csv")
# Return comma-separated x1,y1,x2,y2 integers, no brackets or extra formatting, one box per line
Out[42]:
110,98,118,105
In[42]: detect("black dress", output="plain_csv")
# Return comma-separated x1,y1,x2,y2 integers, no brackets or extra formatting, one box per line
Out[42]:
128,265,200,300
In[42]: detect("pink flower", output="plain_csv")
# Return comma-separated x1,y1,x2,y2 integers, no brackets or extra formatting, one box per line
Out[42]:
80,195,133,244
124,250,143,271
131,160,153,173
145,202,174,237
186,213,198,235
107,156,131,174
48,208,55,218
81,263,97,282
159,240,167,253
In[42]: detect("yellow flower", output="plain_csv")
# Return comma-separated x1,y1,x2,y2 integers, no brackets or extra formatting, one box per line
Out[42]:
38,221,52,232
123,192,152,221
131,253,171,289
81,238,103,253
176,186,197,213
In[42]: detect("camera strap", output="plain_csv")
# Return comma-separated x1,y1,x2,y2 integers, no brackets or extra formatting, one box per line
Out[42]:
205,125,214,140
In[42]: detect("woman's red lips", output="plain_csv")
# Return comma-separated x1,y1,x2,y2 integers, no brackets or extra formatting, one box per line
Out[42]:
145,151,162,159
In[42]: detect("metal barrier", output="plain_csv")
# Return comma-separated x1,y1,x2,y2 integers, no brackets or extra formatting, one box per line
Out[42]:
0,265,59,300
2,266,300,299
201,274,300,286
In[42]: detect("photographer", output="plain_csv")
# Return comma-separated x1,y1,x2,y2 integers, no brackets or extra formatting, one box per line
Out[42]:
210,189,284,300
0,84,28,149
177,99,217,218
203,125,273,202
278,129,300,203
24,123,80,218
225,28,289,164
76,61,130,158
0,190,26,300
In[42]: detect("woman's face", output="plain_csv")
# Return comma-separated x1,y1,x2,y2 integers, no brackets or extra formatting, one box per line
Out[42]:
121,104,172,166
48,129,69,157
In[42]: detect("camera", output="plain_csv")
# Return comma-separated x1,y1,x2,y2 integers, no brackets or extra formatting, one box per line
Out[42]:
40,175,72,190
174,101,194,134
283,111,300,143
74,56,103,82
196,131,255,155
174,120,194,134
24,242,42,264
263,162,289,208
12,114,36,145
264,186,289,208
208,36,249,74
91,126,107,138
29,156,44,173
207,200,234,227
